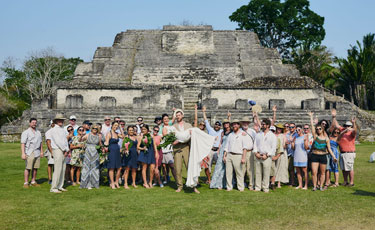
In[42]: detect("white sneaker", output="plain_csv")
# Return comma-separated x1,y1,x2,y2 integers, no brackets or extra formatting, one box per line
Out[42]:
50,189,62,193
162,181,167,185
159,184,164,188
59,188,68,192
88,187,92,190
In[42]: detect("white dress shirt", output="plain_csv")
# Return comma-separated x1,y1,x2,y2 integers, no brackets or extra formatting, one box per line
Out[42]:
21,128,42,157
242,128,256,151
47,125,69,152
254,130,277,157
224,131,249,154
101,124,112,137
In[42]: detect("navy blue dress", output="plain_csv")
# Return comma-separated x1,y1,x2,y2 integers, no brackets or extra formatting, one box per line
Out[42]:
138,138,156,164
122,139,138,169
106,137,122,169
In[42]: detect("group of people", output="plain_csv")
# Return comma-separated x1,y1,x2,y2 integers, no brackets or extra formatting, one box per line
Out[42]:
20,105,357,193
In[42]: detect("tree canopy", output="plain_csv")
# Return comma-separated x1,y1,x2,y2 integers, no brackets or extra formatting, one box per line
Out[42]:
229,0,325,60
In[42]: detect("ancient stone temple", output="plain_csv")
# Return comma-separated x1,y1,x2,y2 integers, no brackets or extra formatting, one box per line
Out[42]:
2,25,375,141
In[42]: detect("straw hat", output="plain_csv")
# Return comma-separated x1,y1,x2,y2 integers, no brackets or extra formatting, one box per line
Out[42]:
174,109,184,116
252,105,262,113
275,123,284,129
222,119,230,124
53,113,66,121
240,117,251,123
231,119,241,124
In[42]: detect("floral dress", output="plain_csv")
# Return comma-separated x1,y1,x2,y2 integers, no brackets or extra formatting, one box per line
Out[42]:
70,136,86,167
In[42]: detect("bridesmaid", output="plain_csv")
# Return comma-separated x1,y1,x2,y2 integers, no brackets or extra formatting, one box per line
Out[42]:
80,125,102,189
152,126,164,187
122,126,138,189
137,125,158,188
210,119,231,189
104,121,124,189
326,127,341,187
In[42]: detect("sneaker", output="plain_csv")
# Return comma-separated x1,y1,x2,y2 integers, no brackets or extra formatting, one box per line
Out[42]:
50,189,62,193
159,184,164,188
162,180,167,185
59,188,68,192
153,183,157,186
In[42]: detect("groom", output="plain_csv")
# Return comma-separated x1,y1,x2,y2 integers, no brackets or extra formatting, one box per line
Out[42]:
173,109,192,192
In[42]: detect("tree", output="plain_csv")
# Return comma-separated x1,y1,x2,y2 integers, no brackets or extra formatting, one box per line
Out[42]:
291,45,338,89
335,33,375,110
229,0,325,60
0,47,83,127
23,47,83,100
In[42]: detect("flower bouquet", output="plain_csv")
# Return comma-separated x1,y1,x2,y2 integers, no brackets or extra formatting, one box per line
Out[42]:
121,137,133,157
141,133,152,154
96,145,107,165
158,132,177,150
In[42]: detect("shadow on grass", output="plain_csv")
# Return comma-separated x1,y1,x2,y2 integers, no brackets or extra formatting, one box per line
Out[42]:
36,178,49,184
352,189,375,197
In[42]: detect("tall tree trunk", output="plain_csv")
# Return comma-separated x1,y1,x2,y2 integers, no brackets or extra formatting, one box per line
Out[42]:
349,84,354,103
362,84,369,110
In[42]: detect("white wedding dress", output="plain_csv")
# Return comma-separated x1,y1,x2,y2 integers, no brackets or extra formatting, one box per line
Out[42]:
172,127,216,187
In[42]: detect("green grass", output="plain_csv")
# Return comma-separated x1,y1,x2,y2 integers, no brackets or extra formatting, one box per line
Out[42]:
0,142,374,230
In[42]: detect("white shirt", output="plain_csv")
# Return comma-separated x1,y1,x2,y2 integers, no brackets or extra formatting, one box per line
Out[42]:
101,124,111,137
254,130,277,157
21,128,42,157
47,125,69,152
224,131,248,154
242,128,256,151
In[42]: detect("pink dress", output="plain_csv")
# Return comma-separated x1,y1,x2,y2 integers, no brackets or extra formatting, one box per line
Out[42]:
153,135,163,167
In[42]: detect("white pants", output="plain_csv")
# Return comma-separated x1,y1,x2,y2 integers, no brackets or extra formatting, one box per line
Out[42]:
255,157,272,192
225,154,245,191
51,149,66,190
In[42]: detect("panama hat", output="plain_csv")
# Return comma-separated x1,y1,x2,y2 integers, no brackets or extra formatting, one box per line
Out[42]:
240,117,251,123
222,119,230,124
174,109,184,116
231,119,241,124
53,113,66,121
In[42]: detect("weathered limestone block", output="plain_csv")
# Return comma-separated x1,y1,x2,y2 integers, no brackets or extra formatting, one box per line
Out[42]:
65,95,83,109
302,99,320,110
99,96,116,108
133,97,150,109
235,99,249,110
166,99,182,110
31,98,51,110
269,99,285,110
202,98,218,109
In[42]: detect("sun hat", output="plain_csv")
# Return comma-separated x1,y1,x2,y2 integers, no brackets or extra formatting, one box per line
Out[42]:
53,113,66,121
240,117,251,123
231,119,241,124
275,123,284,129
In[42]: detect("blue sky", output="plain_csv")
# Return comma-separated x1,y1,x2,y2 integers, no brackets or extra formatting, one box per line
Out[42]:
0,0,374,66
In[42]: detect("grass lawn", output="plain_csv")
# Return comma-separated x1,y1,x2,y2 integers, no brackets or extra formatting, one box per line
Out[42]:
0,142,374,230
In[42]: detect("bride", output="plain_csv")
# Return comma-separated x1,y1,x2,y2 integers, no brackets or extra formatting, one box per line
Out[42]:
168,126,216,191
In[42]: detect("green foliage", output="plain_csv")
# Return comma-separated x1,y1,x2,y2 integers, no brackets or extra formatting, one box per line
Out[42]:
335,33,375,109
0,48,83,127
229,0,325,60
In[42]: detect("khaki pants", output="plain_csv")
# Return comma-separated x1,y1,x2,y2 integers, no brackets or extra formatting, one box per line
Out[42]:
255,157,272,192
243,150,255,188
174,143,190,189
226,153,245,191
51,149,66,191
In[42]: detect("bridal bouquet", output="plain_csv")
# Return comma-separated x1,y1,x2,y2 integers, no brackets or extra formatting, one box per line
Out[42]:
141,133,152,154
121,137,133,157
158,132,177,150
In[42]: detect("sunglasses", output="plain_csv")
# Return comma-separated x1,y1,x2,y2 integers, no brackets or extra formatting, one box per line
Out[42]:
316,128,322,131
121,124,125,126
138,120,143,122
78,129,84,131
154,129,159,132
104,119,111,121
289,126,295,129
68,129,73,132
92,128,98,131
304,128,309,130
334,131,340,134
70,119,76,121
